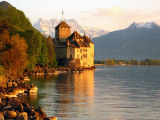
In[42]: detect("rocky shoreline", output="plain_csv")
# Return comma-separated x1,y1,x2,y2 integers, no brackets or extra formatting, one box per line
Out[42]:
0,66,95,120
0,76,57,120
0,96,57,120
30,66,96,76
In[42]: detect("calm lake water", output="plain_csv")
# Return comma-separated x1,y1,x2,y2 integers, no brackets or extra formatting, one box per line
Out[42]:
27,66,160,120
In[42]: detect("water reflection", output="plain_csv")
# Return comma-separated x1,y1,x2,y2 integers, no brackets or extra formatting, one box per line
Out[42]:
29,70,94,119
55,71,94,119
28,66,160,120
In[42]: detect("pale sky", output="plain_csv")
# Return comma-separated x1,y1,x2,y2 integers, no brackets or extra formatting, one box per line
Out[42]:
2,0,160,31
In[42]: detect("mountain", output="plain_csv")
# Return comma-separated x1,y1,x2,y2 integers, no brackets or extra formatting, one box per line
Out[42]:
92,22,160,60
33,18,108,38
0,1,12,10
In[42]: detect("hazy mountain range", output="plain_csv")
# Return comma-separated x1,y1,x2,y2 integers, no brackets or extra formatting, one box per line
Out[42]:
93,22,160,60
33,18,108,38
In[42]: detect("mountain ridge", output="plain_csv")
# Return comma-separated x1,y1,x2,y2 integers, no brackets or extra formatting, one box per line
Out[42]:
93,21,160,60
33,18,108,38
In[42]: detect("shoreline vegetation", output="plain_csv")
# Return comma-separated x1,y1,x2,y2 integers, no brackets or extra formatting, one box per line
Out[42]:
95,59,160,66
0,1,95,119
0,1,59,119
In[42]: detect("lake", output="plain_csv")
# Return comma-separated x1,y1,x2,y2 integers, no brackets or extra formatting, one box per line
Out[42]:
27,66,160,120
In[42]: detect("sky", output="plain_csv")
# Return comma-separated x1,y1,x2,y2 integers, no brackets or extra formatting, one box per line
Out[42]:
2,0,160,31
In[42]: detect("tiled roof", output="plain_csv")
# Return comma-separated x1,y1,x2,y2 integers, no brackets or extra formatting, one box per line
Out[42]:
83,35,93,44
66,31,94,48
55,21,71,28
76,41,87,47
69,44,78,48
67,31,83,40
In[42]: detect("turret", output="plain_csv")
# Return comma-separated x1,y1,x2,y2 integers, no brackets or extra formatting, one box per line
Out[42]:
55,21,71,43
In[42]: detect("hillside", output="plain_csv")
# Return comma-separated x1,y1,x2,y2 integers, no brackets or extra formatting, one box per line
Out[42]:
33,18,108,38
93,22,160,60
0,1,57,70
0,1,12,10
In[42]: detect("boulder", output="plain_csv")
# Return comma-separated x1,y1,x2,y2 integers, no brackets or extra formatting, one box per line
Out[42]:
0,103,3,111
28,116,39,120
12,81,18,88
7,81,12,88
35,107,47,119
24,106,35,116
0,112,4,120
22,103,30,110
29,86,38,93
44,117,58,120
4,110,17,119
17,112,28,120
17,103,24,112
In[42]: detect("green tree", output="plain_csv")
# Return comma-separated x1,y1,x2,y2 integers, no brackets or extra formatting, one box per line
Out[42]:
38,42,48,66
46,36,57,67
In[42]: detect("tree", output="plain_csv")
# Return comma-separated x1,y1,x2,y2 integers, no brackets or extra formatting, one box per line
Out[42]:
38,42,48,66
0,22,28,77
46,36,57,67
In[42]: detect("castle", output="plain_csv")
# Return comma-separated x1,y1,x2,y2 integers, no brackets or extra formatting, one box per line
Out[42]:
54,21,94,68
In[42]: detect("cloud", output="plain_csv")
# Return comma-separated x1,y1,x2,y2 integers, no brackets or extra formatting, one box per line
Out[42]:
94,7,160,21
94,6,125,18
92,7,160,30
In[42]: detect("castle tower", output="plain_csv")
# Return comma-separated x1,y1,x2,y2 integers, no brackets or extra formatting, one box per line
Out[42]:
55,21,71,43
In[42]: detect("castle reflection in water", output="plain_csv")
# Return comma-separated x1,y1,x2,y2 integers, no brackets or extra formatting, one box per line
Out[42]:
55,70,94,118
27,70,95,118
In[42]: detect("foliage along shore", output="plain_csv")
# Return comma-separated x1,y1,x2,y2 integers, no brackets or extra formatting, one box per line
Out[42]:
95,59,160,66
0,1,58,119
28,66,96,76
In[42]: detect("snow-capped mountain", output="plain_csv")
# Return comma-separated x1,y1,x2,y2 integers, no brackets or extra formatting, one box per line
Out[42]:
33,18,108,38
93,21,160,60
128,22,159,29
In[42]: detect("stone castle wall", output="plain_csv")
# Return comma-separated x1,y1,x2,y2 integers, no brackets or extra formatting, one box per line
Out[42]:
55,28,71,42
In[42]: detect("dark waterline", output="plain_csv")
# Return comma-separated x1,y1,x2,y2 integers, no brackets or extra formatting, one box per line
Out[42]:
26,66,160,120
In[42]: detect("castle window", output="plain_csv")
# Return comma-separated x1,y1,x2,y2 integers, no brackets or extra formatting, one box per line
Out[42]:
70,54,72,58
83,49,87,52
81,56,83,60
80,49,82,53
77,55,79,58
83,54,87,58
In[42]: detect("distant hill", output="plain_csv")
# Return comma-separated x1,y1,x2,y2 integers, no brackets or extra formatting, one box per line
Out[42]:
93,22,160,60
33,18,108,38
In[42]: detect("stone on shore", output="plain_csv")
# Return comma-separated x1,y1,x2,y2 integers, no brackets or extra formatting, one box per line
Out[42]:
44,117,58,120
35,107,47,119
4,110,17,119
17,112,28,120
0,112,4,120
29,86,38,93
